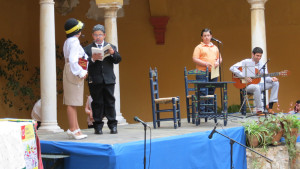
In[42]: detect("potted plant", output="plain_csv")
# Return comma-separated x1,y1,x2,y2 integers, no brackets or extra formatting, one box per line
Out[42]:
277,114,300,168
260,115,283,145
242,120,269,148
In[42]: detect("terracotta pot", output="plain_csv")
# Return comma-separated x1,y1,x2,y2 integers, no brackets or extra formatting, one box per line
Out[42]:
290,157,297,169
290,128,299,145
247,135,259,148
272,129,284,145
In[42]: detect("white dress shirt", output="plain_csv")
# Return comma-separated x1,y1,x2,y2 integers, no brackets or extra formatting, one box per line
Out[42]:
63,37,88,78
229,58,272,83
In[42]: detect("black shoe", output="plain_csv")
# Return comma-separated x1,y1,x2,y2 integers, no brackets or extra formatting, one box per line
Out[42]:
110,127,118,134
93,122,103,135
94,128,103,134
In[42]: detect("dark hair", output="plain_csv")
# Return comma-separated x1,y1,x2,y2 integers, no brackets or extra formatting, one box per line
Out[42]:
93,24,105,33
294,100,300,112
201,28,212,36
252,47,263,54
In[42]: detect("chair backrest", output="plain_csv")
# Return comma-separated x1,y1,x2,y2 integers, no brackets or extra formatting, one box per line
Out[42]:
150,67,159,103
184,67,209,97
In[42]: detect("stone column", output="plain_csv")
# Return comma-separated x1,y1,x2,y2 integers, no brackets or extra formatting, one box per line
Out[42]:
247,0,268,63
98,2,127,125
247,0,269,102
38,0,63,132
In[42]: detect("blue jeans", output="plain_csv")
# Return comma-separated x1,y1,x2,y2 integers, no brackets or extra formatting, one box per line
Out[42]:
196,73,218,112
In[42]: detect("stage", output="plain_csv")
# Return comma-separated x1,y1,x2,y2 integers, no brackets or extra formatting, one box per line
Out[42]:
39,117,249,169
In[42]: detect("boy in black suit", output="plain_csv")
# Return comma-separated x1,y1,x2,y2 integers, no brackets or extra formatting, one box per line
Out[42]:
84,24,121,134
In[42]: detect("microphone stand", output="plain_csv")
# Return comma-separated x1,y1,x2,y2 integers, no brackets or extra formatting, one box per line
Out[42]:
259,59,270,118
143,124,147,169
216,42,223,111
134,116,149,169
211,130,273,169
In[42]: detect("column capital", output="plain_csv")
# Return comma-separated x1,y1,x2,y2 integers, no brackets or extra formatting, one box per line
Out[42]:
97,2,122,18
247,0,268,9
39,0,54,5
97,2,122,10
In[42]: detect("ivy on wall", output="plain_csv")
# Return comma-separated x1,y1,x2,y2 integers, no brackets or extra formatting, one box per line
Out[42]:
0,38,88,112
0,38,39,110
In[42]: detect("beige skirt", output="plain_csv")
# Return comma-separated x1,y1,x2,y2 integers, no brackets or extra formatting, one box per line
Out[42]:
63,63,84,106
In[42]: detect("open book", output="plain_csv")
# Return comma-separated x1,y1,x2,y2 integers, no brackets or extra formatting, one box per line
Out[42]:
91,44,111,61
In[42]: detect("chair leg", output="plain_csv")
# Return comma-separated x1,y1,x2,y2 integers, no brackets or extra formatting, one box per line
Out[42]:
156,104,160,128
214,95,217,114
195,99,200,126
196,113,200,126
240,89,247,115
177,97,181,127
152,103,157,129
186,98,190,123
191,97,196,124
172,98,177,129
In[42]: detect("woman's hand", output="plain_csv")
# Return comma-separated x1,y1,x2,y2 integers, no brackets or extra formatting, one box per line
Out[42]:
82,73,88,79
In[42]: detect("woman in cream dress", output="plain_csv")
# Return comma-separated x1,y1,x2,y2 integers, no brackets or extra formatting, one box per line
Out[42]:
63,18,88,139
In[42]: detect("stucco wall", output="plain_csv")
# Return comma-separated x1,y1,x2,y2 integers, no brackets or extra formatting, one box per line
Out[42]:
0,0,299,130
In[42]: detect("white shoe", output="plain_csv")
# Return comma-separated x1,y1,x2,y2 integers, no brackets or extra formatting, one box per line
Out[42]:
66,129,87,140
75,129,88,138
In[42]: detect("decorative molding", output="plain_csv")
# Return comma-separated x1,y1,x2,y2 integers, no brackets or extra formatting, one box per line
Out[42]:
86,0,127,21
86,0,105,21
149,16,169,45
54,0,79,16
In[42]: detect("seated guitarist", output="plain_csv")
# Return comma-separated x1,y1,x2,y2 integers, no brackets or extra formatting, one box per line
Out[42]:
229,47,279,115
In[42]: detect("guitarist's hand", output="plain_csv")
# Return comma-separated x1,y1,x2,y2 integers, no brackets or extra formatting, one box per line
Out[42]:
245,77,252,83
271,77,278,82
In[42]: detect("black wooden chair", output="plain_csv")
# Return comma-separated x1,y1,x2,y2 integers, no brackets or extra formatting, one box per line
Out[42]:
149,67,181,129
184,67,197,124
184,67,217,126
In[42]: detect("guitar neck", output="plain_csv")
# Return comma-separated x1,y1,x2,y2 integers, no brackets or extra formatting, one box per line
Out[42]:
255,72,280,78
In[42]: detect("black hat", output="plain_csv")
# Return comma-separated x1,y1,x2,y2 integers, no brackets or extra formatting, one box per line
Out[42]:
64,18,84,38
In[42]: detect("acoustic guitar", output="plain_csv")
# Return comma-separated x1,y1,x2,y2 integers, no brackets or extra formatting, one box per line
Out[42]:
232,67,290,89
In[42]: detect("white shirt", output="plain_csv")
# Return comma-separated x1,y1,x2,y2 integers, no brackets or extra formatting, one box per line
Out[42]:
229,58,272,83
95,41,104,49
31,99,41,122
63,37,88,78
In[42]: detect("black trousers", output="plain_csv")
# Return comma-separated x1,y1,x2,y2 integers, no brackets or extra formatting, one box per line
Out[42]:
88,83,118,129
